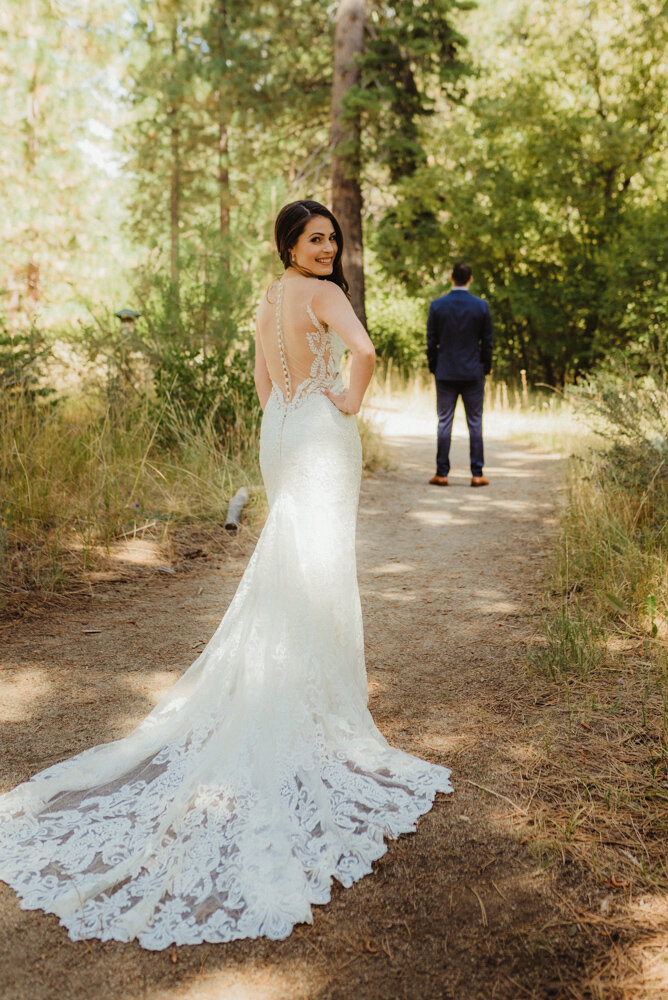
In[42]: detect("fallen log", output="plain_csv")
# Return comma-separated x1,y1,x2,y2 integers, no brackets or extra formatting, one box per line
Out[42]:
225,487,249,532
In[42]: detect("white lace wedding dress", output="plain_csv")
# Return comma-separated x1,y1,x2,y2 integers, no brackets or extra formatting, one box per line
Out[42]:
0,278,452,949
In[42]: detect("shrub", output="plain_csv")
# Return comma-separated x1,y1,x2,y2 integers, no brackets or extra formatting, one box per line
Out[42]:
366,283,427,372
151,344,261,450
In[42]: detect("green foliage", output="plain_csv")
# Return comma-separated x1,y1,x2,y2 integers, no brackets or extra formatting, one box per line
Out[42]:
125,0,333,286
0,0,130,331
354,0,470,182
530,605,607,680
0,322,50,397
366,279,427,370
132,243,255,353
374,0,668,384
151,344,260,448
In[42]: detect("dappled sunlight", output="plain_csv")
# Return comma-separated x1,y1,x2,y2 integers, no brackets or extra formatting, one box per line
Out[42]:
627,894,668,924
586,894,668,994
474,597,521,615
65,533,173,580
0,668,54,722
411,729,474,756
503,742,547,766
146,960,328,1000
375,588,416,604
121,669,183,709
108,537,169,567
407,509,477,528
369,561,416,576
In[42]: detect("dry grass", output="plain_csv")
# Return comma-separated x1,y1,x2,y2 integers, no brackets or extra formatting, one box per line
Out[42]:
0,385,392,611
366,365,583,456
0,391,263,608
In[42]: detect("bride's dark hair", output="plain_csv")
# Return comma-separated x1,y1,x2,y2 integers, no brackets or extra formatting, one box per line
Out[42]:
274,200,349,295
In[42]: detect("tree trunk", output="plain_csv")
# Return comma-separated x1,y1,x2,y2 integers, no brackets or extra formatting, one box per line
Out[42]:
216,0,231,253
218,120,230,241
169,24,180,289
330,0,366,326
169,117,180,286
25,65,40,315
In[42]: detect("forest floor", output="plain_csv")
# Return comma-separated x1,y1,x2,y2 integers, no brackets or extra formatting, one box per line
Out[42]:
0,407,664,1000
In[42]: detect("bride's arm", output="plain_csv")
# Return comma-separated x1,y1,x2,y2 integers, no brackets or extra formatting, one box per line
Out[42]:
254,318,272,411
312,282,375,415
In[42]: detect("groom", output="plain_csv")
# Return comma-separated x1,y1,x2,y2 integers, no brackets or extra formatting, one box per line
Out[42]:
426,262,494,487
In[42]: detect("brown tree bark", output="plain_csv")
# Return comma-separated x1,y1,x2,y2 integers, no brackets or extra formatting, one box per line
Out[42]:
169,25,180,289
218,120,230,241
169,117,180,287
330,0,366,327
25,66,40,315
216,0,231,252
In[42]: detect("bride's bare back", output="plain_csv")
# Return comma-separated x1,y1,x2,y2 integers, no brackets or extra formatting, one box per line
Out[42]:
255,274,375,415
256,275,340,406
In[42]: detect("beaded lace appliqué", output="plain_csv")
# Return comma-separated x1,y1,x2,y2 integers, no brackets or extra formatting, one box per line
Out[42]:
272,282,342,411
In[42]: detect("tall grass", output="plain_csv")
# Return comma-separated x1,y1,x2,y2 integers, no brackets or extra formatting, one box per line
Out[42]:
365,362,581,453
524,360,668,895
1,385,392,604
0,390,262,603
531,361,668,679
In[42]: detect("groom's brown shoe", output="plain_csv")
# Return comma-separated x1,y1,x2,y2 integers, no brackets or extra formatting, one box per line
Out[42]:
429,475,449,486
470,476,489,487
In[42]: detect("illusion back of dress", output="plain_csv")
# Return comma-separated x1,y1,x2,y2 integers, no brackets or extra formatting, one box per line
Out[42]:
257,276,344,408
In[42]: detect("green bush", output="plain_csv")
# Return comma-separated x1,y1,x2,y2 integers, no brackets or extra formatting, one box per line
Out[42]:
569,355,668,534
151,344,261,450
366,284,427,371
0,320,53,403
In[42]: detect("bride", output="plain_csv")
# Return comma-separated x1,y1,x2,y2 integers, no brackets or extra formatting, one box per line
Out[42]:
0,200,452,950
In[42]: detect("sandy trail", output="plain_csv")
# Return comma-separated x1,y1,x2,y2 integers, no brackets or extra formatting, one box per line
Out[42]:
0,412,571,1000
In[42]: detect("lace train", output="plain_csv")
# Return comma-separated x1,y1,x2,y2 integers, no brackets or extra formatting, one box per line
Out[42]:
0,322,452,950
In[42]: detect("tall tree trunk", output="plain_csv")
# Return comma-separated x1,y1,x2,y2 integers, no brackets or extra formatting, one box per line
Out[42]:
25,64,40,316
169,117,180,286
218,120,230,241
216,0,231,262
330,0,366,326
169,26,180,289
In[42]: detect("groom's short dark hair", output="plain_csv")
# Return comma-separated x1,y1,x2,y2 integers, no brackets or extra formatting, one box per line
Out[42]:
452,262,472,286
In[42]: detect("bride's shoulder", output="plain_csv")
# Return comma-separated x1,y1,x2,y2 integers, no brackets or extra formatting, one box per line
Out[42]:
311,279,347,307
311,280,352,325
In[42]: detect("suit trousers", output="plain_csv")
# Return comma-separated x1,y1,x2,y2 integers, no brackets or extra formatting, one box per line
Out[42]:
435,377,485,477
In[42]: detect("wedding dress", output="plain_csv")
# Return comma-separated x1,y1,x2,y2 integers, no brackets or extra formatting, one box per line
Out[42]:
0,278,452,949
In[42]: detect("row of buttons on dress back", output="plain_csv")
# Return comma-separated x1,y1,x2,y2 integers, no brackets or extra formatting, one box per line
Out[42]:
275,280,291,401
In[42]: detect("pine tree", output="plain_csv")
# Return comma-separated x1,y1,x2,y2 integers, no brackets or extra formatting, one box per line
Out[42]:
328,0,468,322
331,0,366,324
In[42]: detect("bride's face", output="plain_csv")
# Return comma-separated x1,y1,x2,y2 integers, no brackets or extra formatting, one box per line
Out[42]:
290,216,337,276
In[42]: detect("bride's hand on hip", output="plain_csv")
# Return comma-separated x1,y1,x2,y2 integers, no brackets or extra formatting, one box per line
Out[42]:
324,389,360,415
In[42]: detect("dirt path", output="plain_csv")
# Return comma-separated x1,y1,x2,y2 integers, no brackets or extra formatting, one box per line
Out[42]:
0,414,578,1000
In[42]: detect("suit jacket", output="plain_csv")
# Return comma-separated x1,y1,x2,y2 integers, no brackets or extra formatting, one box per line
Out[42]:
426,288,493,380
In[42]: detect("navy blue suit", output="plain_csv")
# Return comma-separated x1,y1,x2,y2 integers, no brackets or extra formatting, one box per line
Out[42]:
426,288,494,477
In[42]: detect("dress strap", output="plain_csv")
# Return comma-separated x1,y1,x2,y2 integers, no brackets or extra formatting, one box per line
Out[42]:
275,279,291,401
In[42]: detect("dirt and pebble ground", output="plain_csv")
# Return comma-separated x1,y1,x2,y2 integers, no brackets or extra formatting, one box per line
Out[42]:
0,411,663,999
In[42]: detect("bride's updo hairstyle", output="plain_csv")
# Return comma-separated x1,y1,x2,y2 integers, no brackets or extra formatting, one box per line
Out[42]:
275,200,350,295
